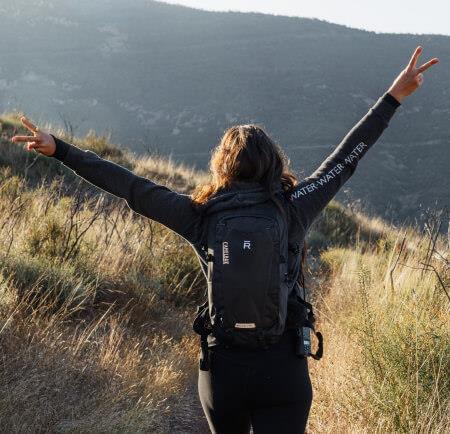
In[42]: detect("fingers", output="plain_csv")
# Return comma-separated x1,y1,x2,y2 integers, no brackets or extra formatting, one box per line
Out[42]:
11,135,41,143
417,57,439,73
20,116,39,133
416,73,424,86
407,46,423,70
26,142,38,151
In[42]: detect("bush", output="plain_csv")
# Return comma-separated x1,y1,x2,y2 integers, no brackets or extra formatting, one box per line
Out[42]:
309,228,449,433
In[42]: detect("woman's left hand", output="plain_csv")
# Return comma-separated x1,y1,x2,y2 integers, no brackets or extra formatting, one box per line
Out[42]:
388,46,439,103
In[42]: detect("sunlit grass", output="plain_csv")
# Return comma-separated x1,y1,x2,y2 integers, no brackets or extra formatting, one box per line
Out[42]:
0,113,448,432
309,227,449,433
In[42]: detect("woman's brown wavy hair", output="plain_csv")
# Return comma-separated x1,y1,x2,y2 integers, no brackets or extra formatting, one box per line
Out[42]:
191,124,298,205
191,124,308,286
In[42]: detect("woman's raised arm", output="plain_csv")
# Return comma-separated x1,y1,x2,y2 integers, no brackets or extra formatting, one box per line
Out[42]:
11,118,203,245
289,46,439,231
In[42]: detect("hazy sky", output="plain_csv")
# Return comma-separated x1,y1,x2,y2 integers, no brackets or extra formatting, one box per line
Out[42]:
161,0,450,36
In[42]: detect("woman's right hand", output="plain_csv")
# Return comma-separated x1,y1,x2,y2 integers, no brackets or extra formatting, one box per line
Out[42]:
11,116,56,157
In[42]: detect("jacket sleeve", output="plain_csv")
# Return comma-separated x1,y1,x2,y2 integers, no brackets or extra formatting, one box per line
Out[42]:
50,136,203,245
288,92,400,231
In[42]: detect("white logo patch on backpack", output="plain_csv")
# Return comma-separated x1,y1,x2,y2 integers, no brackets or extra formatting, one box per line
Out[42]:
222,241,230,265
234,322,256,329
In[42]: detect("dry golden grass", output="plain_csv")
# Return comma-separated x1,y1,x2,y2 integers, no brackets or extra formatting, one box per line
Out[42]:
308,226,449,433
0,290,202,432
0,114,209,432
0,185,208,432
0,113,448,433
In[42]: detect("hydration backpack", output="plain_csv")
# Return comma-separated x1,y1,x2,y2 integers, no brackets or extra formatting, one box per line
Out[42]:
193,185,323,370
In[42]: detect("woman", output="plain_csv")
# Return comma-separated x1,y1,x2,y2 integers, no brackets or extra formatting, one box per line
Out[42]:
12,46,438,433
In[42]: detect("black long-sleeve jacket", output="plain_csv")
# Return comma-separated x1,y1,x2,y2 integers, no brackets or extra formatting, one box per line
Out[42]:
51,92,400,282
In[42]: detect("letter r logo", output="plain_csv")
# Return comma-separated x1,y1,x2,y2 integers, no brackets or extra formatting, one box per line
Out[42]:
243,240,251,250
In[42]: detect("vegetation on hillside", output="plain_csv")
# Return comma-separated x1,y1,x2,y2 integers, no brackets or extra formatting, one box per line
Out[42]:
0,114,448,433
308,215,449,432
2,0,449,225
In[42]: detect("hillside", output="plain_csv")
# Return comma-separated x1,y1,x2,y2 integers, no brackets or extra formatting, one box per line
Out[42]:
0,0,448,226
0,115,448,432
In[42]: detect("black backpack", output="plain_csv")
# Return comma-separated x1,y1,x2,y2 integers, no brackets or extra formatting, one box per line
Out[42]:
193,186,323,370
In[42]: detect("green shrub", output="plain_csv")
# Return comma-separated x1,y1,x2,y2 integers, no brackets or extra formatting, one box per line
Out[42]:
73,131,134,169
0,253,97,314
314,243,450,432
311,201,359,248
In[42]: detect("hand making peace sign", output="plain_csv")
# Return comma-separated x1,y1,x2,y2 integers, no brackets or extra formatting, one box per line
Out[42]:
11,116,56,157
388,46,439,103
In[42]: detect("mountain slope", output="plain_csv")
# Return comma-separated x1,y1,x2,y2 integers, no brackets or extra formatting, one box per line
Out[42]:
0,0,448,225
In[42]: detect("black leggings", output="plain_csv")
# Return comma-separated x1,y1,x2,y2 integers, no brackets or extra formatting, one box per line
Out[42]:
198,331,313,434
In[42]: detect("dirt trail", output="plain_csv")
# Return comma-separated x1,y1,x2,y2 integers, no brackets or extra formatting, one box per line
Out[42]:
167,376,210,433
